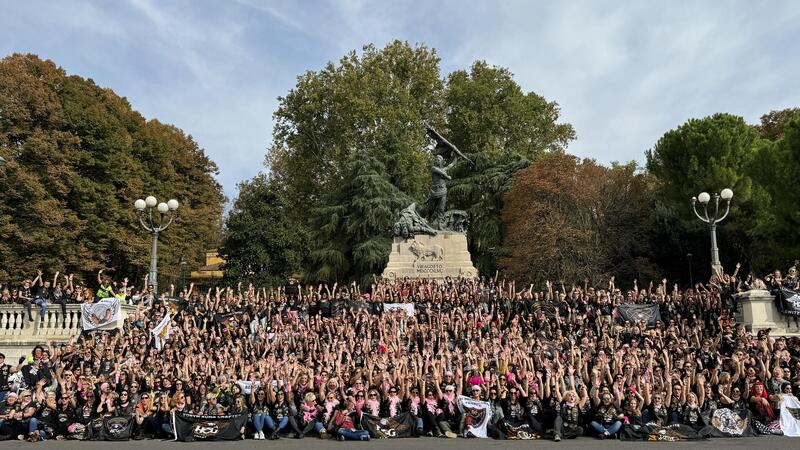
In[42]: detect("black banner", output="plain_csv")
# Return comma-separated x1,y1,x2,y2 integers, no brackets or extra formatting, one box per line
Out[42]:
698,408,756,437
502,421,541,439
362,412,415,438
621,423,704,441
98,416,133,440
173,411,248,441
778,287,800,317
615,303,661,327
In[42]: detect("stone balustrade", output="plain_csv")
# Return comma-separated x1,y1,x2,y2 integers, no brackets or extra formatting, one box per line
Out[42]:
737,289,800,335
0,302,137,361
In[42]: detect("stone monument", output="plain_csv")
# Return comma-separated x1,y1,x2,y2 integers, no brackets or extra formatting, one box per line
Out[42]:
382,124,478,279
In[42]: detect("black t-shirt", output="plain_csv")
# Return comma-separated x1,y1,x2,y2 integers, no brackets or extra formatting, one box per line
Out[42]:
0,363,11,389
0,400,16,417
37,403,59,427
36,286,51,301
594,404,621,425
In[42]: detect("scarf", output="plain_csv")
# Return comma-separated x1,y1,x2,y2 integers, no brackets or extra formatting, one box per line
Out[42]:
410,397,420,415
324,399,339,422
302,402,316,423
388,396,401,417
424,398,441,415
366,399,380,416
443,392,456,414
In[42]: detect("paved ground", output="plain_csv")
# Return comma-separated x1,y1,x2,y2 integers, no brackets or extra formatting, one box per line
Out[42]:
0,436,792,449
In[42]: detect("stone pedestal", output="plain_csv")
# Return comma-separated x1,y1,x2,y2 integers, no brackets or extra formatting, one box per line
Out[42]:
382,232,478,279
737,289,800,335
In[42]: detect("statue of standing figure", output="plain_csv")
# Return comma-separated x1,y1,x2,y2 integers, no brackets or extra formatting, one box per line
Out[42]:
424,154,458,228
390,123,473,237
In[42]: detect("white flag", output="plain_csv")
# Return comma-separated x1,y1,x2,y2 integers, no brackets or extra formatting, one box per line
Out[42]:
151,313,172,351
779,394,800,437
458,395,492,438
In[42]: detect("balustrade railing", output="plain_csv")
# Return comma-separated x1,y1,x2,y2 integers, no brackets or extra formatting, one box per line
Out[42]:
0,303,137,340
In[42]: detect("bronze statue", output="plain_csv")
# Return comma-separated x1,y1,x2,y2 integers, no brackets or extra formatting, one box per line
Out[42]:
391,123,471,237
424,154,458,228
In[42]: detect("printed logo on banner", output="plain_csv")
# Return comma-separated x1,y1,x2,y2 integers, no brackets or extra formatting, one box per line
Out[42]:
192,421,226,438
711,409,746,435
106,417,129,437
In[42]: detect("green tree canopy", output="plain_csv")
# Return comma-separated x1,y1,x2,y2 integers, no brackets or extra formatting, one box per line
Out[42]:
750,114,800,269
645,113,769,274
0,54,224,284
220,174,308,286
445,62,575,272
248,44,574,282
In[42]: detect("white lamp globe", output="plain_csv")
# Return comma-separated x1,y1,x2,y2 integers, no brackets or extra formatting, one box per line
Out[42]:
157,202,169,214
145,196,157,208
697,192,711,204
134,199,146,211
167,199,179,211
720,188,733,201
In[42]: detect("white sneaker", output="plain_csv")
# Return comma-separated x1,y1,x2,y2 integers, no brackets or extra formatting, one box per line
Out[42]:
260,430,266,440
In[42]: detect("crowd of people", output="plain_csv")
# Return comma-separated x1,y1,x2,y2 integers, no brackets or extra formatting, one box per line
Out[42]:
0,264,798,442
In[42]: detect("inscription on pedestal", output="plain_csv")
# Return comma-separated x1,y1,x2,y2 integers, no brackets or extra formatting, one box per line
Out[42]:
382,232,478,279
415,262,444,275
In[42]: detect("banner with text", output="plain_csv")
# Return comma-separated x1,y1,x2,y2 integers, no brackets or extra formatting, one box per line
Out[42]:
173,411,248,441
457,395,492,438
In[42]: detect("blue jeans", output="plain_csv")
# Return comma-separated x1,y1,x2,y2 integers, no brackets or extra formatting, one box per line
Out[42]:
28,417,41,434
264,415,288,432
415,417,423,430
35,298,47,318
590,421,622,435
313,421,324,433
253,413,268,432
338,428,370,440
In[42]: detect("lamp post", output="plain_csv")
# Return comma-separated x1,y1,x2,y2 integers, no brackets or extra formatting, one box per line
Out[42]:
691,188,733,276
134,196,179,292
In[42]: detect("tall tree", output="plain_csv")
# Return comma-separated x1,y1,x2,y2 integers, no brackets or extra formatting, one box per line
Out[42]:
220,174,308,286
267,41,444,281
750,114,800,270
758,108,800,141
645,113,768,275
500,153,653,284
310,155,412,282
0,54,224,284
445,62,575,273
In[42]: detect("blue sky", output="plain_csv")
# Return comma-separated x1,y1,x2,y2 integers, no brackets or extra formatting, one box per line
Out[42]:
3,0,799,203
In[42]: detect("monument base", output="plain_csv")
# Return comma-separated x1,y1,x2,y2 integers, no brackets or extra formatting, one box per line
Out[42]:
382,232,478,279
737,289,800,336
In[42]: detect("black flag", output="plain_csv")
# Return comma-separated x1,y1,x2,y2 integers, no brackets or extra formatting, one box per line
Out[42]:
173,411,247,441
615,303,661,327
361,413,415,438
778,286,800,316
98,416,133,440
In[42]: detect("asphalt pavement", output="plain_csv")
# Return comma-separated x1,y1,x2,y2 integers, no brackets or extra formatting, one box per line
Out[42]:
0,435,792,449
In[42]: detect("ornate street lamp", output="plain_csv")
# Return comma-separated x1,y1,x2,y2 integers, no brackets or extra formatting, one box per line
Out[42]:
691,188,733,276
134,196,179,292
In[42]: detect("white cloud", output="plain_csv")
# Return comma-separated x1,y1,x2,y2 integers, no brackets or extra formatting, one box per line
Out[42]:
2,0,799,201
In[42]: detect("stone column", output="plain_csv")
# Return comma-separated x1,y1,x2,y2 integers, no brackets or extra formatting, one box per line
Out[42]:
737,289,779,333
